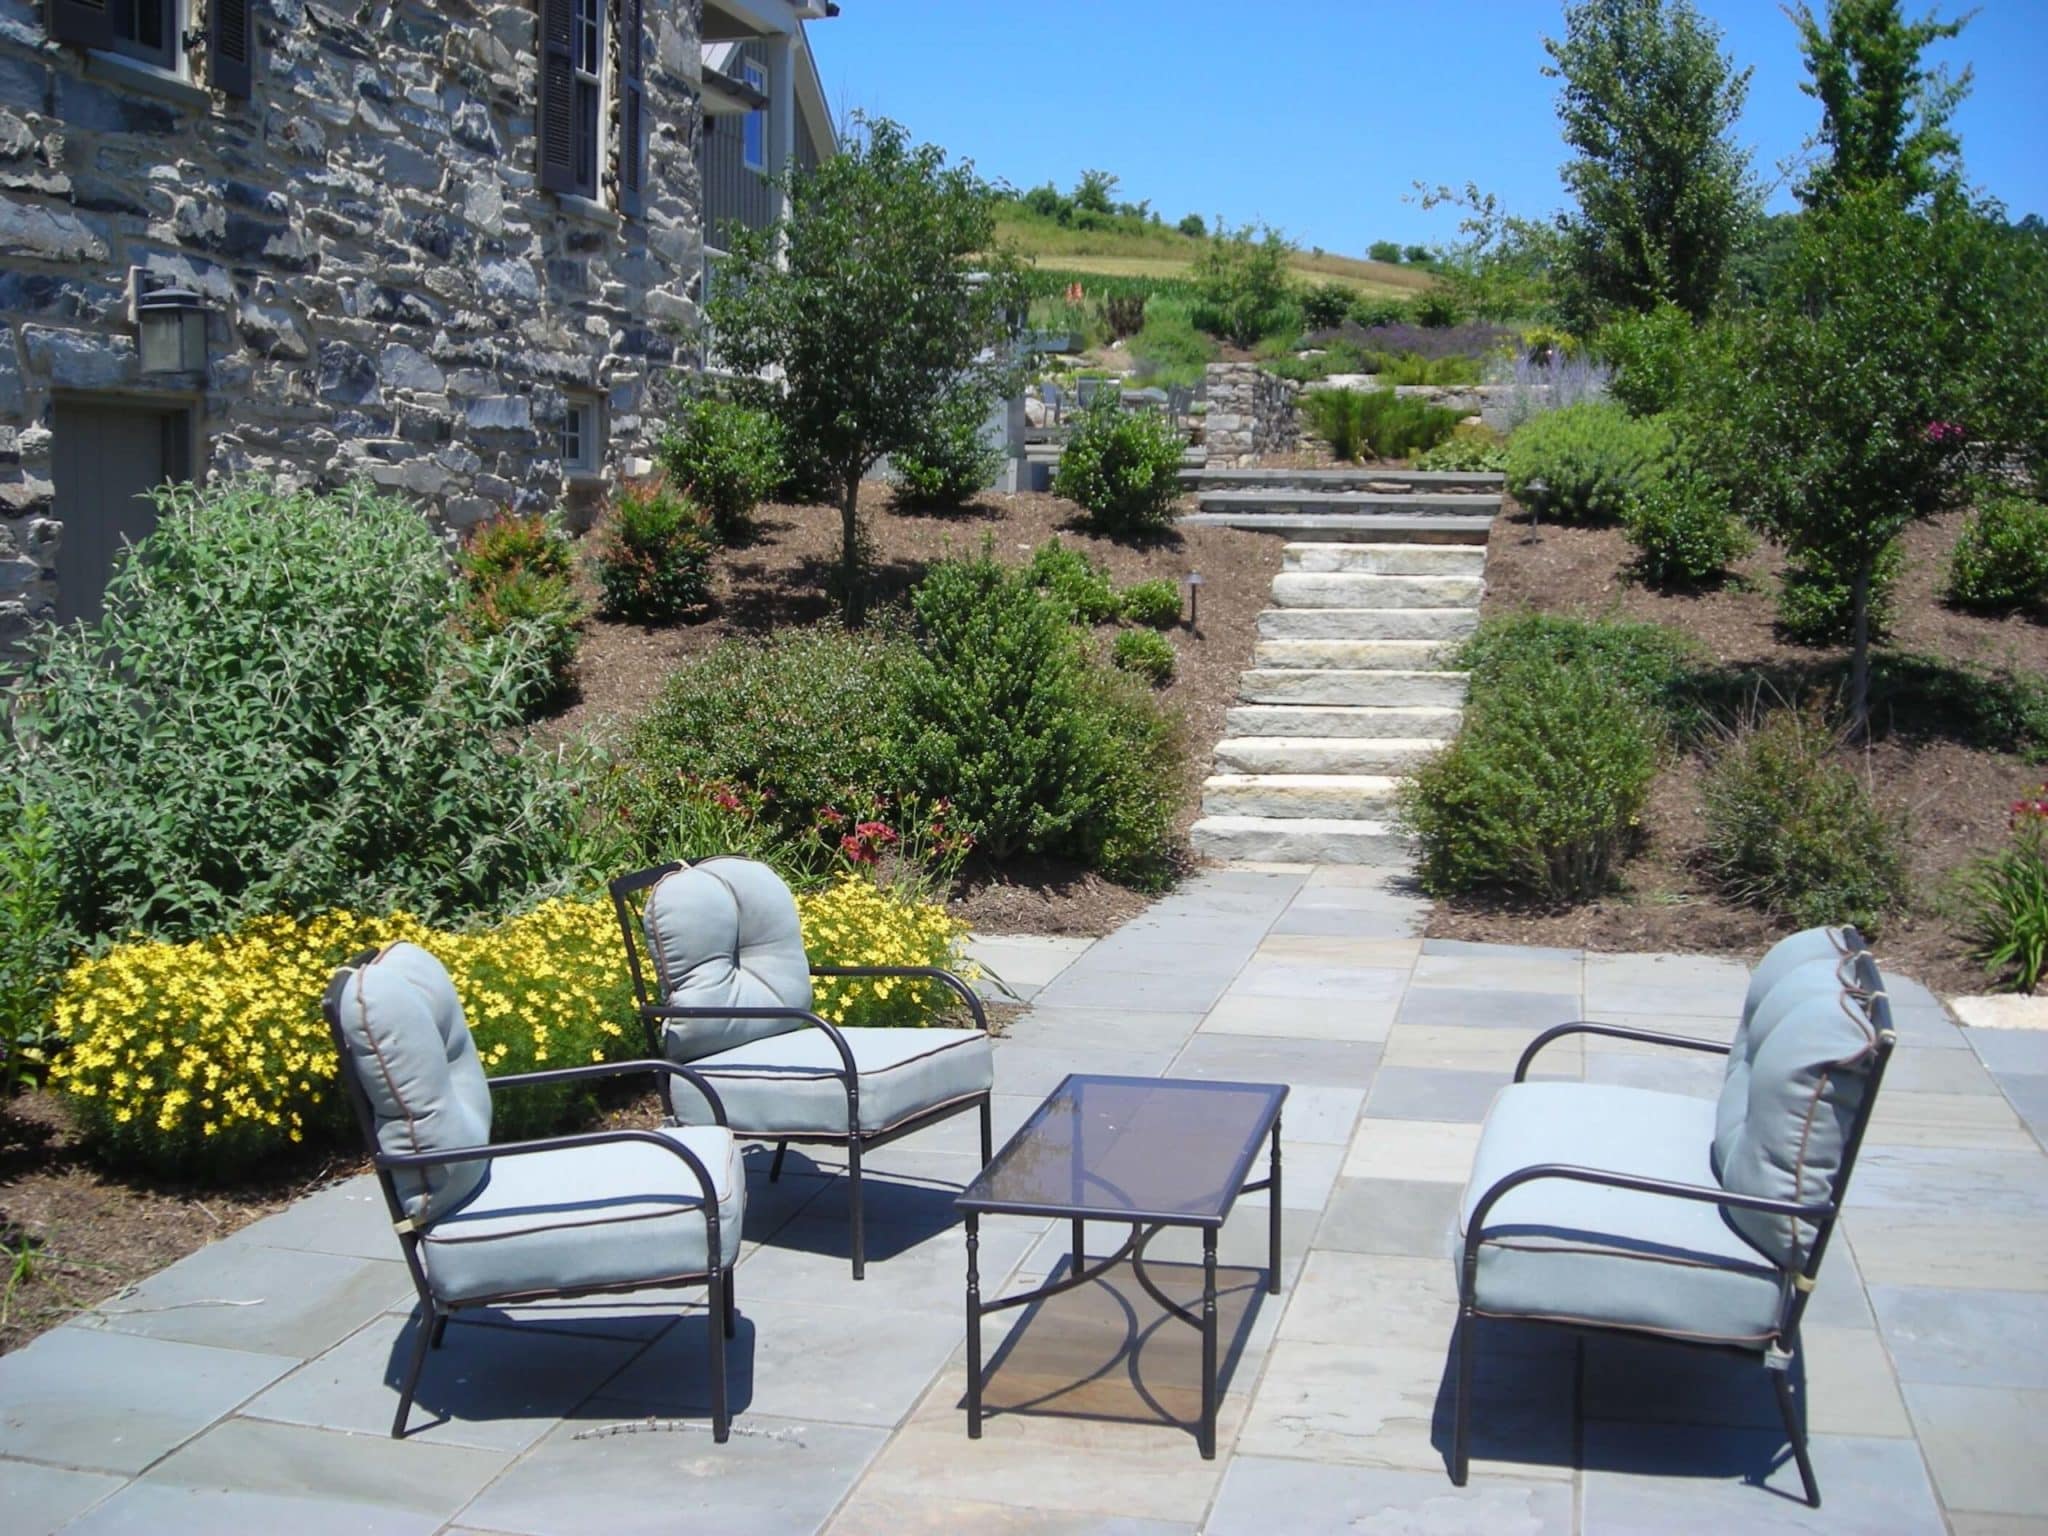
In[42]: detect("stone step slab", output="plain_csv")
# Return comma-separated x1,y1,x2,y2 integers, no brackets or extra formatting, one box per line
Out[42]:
1238,669,1469,708
1252,639,1453,671
1182,467,1505,494
1189,815,1411,864
1200,773,1403,819
1178,512,1493,544
1257,606,1481,641
1211,736,1446,775
1283,543,1488,575
1225,702,1464,738
1270,572,1483,609
1198,490,1503,516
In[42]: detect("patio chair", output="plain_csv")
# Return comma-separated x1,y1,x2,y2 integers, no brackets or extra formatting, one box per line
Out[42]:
1075,376,1106,410
321,942,745,1441
1041,380,1064,425
610,857,995,1280
1452,925,1895,1508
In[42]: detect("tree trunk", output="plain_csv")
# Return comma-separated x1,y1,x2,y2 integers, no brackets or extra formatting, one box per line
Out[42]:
1847,554,1873,741
838,472,866,627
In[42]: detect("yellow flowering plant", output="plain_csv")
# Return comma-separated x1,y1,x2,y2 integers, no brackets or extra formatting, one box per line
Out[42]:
796,875,977,1030
52,898,634,1179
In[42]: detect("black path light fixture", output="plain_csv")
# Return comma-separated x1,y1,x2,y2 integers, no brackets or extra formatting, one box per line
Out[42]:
136,284,209,377
1182,569,1205,631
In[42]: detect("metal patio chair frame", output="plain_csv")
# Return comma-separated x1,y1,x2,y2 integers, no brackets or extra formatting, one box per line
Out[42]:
321,949,744,1441
1452,940,1896,1509
610,859,995,1280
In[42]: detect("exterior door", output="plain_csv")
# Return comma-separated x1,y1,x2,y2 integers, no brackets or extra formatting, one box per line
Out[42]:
52,400,192,625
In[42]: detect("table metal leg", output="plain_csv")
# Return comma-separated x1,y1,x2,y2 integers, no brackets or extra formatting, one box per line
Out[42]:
1268,1116,1283,1296
1200,1226,1218,1460
966,1212,983,1438
1072,1216,1086,1271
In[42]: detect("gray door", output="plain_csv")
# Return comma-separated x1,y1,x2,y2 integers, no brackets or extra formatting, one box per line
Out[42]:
53,400,191,625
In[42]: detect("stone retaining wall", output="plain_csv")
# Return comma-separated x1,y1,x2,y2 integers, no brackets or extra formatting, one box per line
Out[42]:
1201,362,1298,466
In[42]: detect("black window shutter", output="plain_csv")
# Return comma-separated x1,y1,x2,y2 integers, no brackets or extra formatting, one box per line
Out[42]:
617,0,645,216
46,0,113,49
537,0,577,196
210,0,255,98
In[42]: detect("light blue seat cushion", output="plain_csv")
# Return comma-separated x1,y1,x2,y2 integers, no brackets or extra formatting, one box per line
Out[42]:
1459,1082,1786,1346
669,1026,995,1137
419,1126,744,1305
643,858,814,1063
333,942,493,1225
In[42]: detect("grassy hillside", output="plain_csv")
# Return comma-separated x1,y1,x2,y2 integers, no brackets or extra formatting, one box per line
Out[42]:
992,213,1437,298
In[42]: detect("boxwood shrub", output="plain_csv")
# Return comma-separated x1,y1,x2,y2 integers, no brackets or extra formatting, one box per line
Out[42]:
1504,403,1674,525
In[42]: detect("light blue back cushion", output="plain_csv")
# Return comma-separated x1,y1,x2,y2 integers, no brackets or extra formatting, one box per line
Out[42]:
335,942,493,1224
1713,970,1880,1268
643,858,814,1064
1737,926,1857,1035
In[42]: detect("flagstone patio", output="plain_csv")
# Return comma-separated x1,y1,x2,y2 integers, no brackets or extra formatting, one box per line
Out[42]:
4,866,2044,1534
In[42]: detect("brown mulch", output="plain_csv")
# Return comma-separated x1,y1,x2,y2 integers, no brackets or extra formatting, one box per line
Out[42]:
1428,503,2047,992
544,482,1284,936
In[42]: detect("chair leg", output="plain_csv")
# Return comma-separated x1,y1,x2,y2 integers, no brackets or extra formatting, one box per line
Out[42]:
847,1138,866,1281
391,1307,436,1439
1450,1304,1476,1486
706,1268,730,1444
768,1140,788,1183
1772,1355,1821,1508
723,1264,737,1339
429,1312,448,1350
978,1095,993,1165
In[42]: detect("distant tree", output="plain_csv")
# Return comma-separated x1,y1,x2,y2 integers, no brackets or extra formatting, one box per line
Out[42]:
1074,168,1119,216
1368,239,1403,263
1020,181,1069,222
1403,244,1433,265
1190,225,1299,347
1545,0,1759,325
1177,212,1206,238
709,117,1021,623
1790,0,1971,209
1414,182,1566,322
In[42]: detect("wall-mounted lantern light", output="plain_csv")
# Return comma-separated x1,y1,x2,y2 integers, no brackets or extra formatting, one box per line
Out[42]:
136,285,209,376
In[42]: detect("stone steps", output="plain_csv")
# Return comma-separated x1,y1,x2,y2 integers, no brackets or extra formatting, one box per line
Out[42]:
1238,669,1468,708
1187,815,1409,865
1271,572,1484,609
1283,543,1487,575
1181,467,1505,494
1199,773,1402,819
1197,489,1503,517
1252,639,1453,671
1224,702,1464,738
1212,736,1445,775
1179,512,1493,544
1257,607,1480,641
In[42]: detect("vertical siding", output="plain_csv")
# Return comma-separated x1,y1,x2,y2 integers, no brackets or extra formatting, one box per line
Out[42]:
700,40,773,242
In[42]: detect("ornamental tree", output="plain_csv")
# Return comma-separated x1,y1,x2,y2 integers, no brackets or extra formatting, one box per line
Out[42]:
1791,0,1971,211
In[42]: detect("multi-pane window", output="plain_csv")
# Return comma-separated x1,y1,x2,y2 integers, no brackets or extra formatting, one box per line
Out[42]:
561,398,601,475
111,0,178,69
572,0,603,198
741,59,767,171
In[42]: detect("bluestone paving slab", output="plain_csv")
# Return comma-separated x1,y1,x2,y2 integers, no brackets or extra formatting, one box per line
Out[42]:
1259,1082,1366,1145
1580,1425,1945,1532
1967,1029,2048,1077
1195,991,1397,1042
1422,938,1584,965
1946,1515,2048,1535
459,1411,887,1536
1254,933,1424,968
1580,1051,1724,1098
1863,1089,2035,1151
1396,986,1581,1030
733,1211,1037,1308
61,1482,446,1536
1314,1176,1461,1259
1886,1046,2002,1096
1279,1252,1458,1345
1342,1118,1481,1185
1887,1003,1972,1052
1577,1012,1734,1049
966,935,1095,995
1268,902,1429,939
1869,1287,2048,1388
1903,1383,2048,1517
1410,950,1584,994
1168,1033,1384,1090
1845,1211,2048,1289
240,1308,639,1451
1384,1023,1581,1075
0,1327,298,1474
1223,958,1411,1004
826,1489,1194,1533
1800,1229,1876,1330
999,1007,1204,1051
1235,1138,1343,1212
1365,1066,1519,1123
993,1042,1181,1098
76,1239,413,1358
0,1458,123,1535
1580,1329,1910,1437
225,1175,395,1261
1999,1073,2048,1137
1850,1146,2048,1220
1032,966,1235,1015
1583,952,1751,1017
1206,1457,1573,1536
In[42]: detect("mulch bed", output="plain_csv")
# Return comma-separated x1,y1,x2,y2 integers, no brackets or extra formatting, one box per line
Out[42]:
1427,502,2047,992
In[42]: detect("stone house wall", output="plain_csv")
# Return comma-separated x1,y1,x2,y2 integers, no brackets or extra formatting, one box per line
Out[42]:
1200,362,1297,467
0,0,709,641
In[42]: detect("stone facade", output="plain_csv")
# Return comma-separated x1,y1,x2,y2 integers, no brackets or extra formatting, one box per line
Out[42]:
1200,362,1298,467
0,0,712,639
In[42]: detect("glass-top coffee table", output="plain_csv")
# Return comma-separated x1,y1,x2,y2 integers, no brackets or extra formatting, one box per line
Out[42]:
955,1073,1287,1459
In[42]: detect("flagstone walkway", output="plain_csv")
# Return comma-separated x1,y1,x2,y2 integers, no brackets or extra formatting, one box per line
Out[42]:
3,866,2044,1534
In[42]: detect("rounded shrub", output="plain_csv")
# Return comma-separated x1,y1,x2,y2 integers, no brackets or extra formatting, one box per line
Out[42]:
1457,611,1703,732
1504,403,1674,525
1944,491,2048,613
1414,427,1508,473
592,482,715,622
1698,701,1909,933
1028,538,1120,623
892,386,1000,511
1300,281,1354,332
457,513,582,714
1112,627,1176,685
1118,578,1183,628
1052,396,1186,537
1596,302,1698,417
1624,457,1750,590
657,396,785,539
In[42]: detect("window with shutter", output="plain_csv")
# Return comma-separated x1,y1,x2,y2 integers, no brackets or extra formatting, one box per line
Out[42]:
210,0,253,97
616,0,645,216
46,0,114,51
537,0,581,196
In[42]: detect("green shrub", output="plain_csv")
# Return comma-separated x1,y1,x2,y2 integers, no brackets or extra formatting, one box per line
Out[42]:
1414,428,1508,473
1052,396,1186,537
1399,649,1660,902
1190,226,1299,347
1777,539,1903,646
658,396,785,539
1119,578,1183,628
1300,281,1354,331
892,386,999,510
1129,295,1218,390
1596,302,1699,417
593,482,716,622
1104,292,1147,339
8,481,574,940
1373,352,1484,386
1945,491,2048,613
1303,388,1462,463
1624,455,1750,589
1458,611,1704,732
1960,796,2048,993
1698,702,1909,932
460,509,574,586
902,556,1181,879
457,513,582,714
0,796,71,1094
1349,296,1412,328
1027,538,1120,623
1413,289,1463,328
1504,403,1674,525
1112,627,1176,684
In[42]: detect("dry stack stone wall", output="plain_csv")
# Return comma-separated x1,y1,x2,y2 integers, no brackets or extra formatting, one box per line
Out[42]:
1201,362,1298,466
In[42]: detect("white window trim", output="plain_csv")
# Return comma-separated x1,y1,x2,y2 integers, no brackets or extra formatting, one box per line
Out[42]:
569,0,608,204
741,59,767,173
562,394,606,480
89,0,199,94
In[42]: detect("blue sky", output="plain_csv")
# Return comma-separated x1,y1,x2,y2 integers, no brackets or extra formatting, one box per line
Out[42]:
810,1,2048,254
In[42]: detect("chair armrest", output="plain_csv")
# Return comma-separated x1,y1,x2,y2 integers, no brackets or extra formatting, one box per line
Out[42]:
641,1003,859,1078
376,1127,727,1224
810,964,989,1032
1465,1161,1835,1247
485,1059,730,1126
1514,1022,1731,1082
